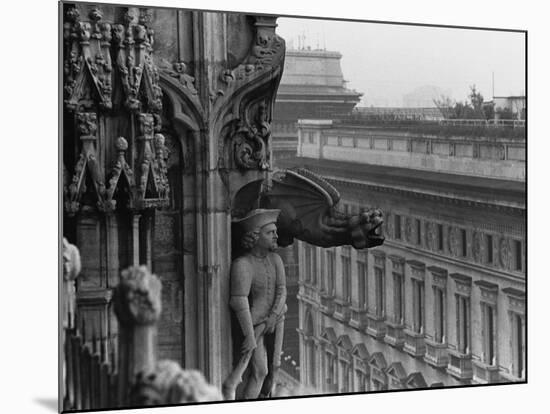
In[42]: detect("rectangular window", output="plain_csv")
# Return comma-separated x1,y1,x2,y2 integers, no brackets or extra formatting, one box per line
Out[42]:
456,295,471,354
342,247,351,303
514,240,523,271
461,229,467,257
486,234,493,264
310,246,317,284
358,257,368,309
374,267,385,317
355,369,366,392
393,273,405,324
394,215,402,240
305,245,312,282
308,132,314,144
339,361,350,392
416,219,422,245
512,314,525,378
326,352,335,385
433,287,446,343
482,303,497,365
437,224,444,251
412,279,425,333
327,251,336,296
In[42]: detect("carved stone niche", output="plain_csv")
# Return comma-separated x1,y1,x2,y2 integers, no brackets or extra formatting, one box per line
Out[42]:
472,231,485,264
231,100,272,171
404,217,413,243
499,237,512,270
447,226,459,257
425,221,436,251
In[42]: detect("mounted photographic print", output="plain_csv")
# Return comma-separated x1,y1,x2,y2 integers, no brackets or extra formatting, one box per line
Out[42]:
60,1,526,412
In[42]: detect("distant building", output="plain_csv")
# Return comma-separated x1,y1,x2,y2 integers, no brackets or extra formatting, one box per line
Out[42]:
272,49,362,159
277,119,526,391
493,96,526,120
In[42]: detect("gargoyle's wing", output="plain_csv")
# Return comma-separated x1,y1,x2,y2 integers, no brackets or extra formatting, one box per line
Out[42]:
261,168,343,246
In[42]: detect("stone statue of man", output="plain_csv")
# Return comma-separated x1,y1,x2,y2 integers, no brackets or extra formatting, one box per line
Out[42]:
223,209,287,400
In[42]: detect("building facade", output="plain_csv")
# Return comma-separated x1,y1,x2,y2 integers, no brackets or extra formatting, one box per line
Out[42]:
278,120,526,391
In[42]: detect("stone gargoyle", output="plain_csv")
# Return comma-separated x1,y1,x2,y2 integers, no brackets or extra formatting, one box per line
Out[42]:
232,167,385,251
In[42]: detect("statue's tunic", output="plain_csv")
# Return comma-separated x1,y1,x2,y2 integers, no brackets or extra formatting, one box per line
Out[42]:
231,252,287,327
249,255,276,325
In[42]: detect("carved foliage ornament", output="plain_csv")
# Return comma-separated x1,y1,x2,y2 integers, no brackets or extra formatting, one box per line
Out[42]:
234,101,271,170
231,16,285,81
166,61,197,95
221,16,285,171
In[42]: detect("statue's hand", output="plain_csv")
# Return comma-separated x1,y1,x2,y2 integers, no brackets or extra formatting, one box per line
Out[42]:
264,313,277,334
241,335,257,354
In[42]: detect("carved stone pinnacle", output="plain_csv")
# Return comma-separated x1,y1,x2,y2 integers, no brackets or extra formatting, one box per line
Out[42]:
154,133,165,148
115,136,129,151
89,7,103,22
130,360,222,405
114,266,162,326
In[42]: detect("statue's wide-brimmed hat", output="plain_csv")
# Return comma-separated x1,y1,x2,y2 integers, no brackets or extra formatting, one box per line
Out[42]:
233,209,281,232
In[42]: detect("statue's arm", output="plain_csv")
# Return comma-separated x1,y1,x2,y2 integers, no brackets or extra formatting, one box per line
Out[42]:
269,253,287,318
229,258,255,339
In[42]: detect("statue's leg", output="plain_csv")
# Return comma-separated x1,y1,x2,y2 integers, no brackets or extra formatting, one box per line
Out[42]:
243,334,268,399
260,319,285,397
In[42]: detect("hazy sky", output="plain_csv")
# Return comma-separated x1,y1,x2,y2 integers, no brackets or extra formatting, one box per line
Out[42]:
277,17,525,106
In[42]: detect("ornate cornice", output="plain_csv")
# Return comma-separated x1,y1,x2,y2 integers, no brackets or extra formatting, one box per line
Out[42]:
315,175,525,215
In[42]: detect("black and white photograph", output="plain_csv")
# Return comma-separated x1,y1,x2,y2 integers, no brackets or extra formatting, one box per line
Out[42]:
57,1,528,412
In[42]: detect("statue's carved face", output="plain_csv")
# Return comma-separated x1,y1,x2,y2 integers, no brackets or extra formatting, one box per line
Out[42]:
258,223,278,251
